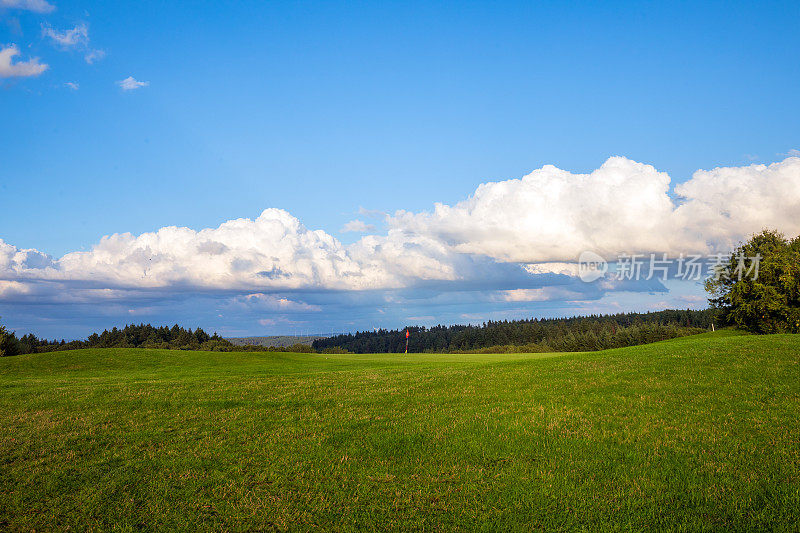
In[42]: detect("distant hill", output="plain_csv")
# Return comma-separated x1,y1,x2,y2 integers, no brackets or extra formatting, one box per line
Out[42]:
226,335,326,348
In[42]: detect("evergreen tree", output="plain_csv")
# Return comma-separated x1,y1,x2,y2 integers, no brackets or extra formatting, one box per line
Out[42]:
0,319,20,357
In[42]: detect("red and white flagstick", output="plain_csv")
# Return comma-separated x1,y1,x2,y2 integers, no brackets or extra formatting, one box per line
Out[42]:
405,328,409,354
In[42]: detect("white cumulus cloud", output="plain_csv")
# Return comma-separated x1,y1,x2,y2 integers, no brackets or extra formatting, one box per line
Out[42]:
2,155,800,305
389,157,678,262
389,155,800,263
673,156,800,252
0,208,457,294
0,44,47,78
117,76,148,91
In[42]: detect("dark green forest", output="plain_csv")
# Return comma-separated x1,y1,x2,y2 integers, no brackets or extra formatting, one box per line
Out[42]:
312,309,717,353
0,323,315,356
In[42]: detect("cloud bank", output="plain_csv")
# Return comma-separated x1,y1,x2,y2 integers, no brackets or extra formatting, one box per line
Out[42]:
2,155,800,311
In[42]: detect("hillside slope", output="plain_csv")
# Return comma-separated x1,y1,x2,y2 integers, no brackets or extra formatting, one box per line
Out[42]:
1,332,798,530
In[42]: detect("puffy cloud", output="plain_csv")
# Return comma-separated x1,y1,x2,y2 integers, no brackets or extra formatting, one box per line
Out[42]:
0,209,459,295
673,156,800,253
0,239,55,272
53,209,379,290
64,81,78,90
117,76,148,90
0,0,54,13
348,228,460,285
389,157,677,262
340,219,375,233
2,155,799,309
0,44,47,78
389,155,800,263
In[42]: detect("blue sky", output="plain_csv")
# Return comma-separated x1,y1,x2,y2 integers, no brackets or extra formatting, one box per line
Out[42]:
2,0,799,338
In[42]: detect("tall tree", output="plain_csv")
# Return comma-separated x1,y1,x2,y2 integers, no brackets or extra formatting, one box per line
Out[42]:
705,230,800,333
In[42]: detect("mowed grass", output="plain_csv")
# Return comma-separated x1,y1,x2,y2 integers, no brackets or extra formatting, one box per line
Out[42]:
1,332,798,531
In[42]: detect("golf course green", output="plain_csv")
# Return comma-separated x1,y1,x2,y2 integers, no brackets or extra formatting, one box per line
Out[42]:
1,331,798,530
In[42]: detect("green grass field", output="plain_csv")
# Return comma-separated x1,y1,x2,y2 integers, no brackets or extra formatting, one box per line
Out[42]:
1,331,798,531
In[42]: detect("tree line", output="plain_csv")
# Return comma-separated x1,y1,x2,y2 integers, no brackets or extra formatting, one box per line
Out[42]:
311,309,716,354
0,323,322,356
1,310,712,357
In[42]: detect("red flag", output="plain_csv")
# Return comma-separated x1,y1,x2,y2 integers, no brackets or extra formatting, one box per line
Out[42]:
405,328,410,339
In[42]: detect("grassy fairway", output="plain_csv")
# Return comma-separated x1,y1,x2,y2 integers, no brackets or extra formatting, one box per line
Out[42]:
1,332,798,531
